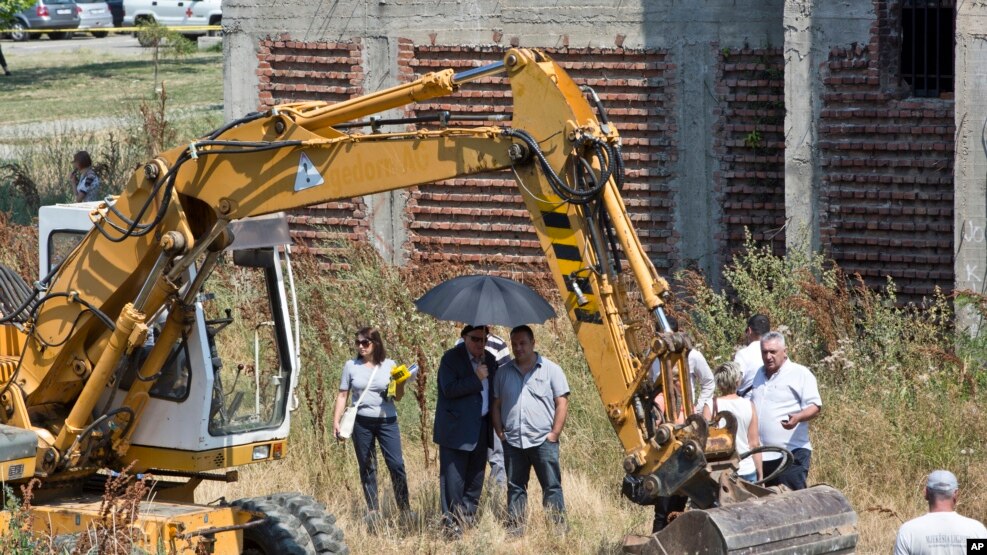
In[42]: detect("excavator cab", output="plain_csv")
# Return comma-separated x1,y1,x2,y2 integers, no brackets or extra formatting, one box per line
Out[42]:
37,204,300,472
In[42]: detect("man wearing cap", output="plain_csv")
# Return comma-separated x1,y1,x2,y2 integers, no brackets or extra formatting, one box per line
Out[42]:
433,325,499,537
894,470,987,554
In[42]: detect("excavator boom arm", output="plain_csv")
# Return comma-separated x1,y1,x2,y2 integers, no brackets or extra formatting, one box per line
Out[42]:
13,47,717,500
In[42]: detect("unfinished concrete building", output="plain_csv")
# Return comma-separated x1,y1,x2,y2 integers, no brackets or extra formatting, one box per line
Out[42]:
223,0,983,309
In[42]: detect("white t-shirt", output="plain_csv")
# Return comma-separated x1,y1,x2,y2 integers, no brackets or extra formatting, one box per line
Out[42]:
734,340,762,394
650,349,715,413
748,359,821,461
714,396,756,477
894,511,987,555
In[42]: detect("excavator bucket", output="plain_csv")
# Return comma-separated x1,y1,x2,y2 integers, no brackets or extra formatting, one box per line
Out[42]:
624,485,858,554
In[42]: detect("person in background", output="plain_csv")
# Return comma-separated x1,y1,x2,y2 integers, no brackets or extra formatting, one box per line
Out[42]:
650,316,715,416
455,330,510,488
332,327,411,524
0,42,10,76
747,331,821,490
491,325,570,537
69,151,101,202
433,324,498,538
734,314,770,397
703,361,762,483
894,470,987,555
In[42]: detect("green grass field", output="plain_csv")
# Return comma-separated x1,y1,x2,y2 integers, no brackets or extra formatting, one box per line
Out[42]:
0,46,222,125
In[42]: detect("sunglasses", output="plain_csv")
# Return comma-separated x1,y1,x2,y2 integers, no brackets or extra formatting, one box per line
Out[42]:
355,339,372,348
466,334,487,344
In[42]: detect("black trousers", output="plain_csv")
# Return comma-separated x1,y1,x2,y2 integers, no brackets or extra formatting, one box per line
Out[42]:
438,419,488,527
0,43,7,70
351,415,410,511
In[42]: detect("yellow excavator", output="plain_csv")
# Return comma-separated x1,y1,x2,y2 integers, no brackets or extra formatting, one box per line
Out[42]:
0,48,857,553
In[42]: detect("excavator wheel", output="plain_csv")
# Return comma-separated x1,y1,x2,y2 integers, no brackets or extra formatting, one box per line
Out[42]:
231,497,316,555
264,493,349,554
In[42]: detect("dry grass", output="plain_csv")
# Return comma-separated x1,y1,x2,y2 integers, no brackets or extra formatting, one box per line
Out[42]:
2,216,985,553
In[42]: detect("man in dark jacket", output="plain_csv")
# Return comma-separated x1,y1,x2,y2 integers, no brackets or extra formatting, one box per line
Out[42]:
433,324,498,537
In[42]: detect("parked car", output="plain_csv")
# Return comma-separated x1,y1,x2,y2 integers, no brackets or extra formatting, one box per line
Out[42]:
122,0,220,46
7,0,80,41
75,0,113,37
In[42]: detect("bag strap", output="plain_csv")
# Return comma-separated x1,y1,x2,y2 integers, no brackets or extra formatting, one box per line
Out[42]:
352,362,383,409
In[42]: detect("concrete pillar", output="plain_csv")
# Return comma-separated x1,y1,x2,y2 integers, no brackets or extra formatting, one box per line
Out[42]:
783,0,822,255
782,0,874,256
223,24,259,122
361,37,409,265
674,39,721,280
954,2,987,332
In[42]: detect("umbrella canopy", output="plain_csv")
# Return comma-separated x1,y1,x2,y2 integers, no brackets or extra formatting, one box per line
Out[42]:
414,275,557,328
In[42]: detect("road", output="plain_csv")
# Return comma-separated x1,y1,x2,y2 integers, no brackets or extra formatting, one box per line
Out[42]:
2,33,146,57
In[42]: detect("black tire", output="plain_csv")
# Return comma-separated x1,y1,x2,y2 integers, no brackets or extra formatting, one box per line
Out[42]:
265,493,348,554
91,31,108,38
230,497,316,555
208,16,221,37
47,31,70,40
135,18,158,47
9,21,29,42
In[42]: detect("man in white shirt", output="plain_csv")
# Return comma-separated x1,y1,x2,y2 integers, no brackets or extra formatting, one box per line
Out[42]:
894,470,987,554
748,331,821,490
734,314,770,396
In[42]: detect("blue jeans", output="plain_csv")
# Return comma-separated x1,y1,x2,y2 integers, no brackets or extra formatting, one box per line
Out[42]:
352,415,410,511
503,440,565,524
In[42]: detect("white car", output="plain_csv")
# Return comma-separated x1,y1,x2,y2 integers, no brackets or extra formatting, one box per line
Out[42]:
75,0,113,37
122,0,221,44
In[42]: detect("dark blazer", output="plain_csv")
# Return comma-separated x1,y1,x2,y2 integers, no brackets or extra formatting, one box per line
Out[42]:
432,343,498,451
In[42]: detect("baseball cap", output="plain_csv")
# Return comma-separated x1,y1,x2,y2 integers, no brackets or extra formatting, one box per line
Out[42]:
926,470,958,493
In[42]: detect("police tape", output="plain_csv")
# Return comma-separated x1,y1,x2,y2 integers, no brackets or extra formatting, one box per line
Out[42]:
0,25,220,34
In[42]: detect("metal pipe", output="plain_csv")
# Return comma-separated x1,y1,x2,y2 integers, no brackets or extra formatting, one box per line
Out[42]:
55,303,144,455
166,220,228,283
182,250,223,304
295,69,457,134
452,61,507,85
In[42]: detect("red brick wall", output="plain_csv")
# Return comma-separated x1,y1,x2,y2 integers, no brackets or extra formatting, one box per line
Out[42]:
714,47,786,260
255,36,369,257
819,2,954,302
405,45,678,273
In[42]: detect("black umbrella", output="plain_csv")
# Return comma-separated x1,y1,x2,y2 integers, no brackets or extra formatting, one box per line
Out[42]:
414,275,556,328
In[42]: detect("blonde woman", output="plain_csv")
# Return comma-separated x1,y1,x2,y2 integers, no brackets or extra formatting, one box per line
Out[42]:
704,361,763,483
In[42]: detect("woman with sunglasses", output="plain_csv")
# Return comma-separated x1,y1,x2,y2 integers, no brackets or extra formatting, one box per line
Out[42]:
333,327,411,521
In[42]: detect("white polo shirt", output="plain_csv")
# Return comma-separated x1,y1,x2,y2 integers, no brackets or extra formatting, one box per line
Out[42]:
734,340,762,394
748,359,821,461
